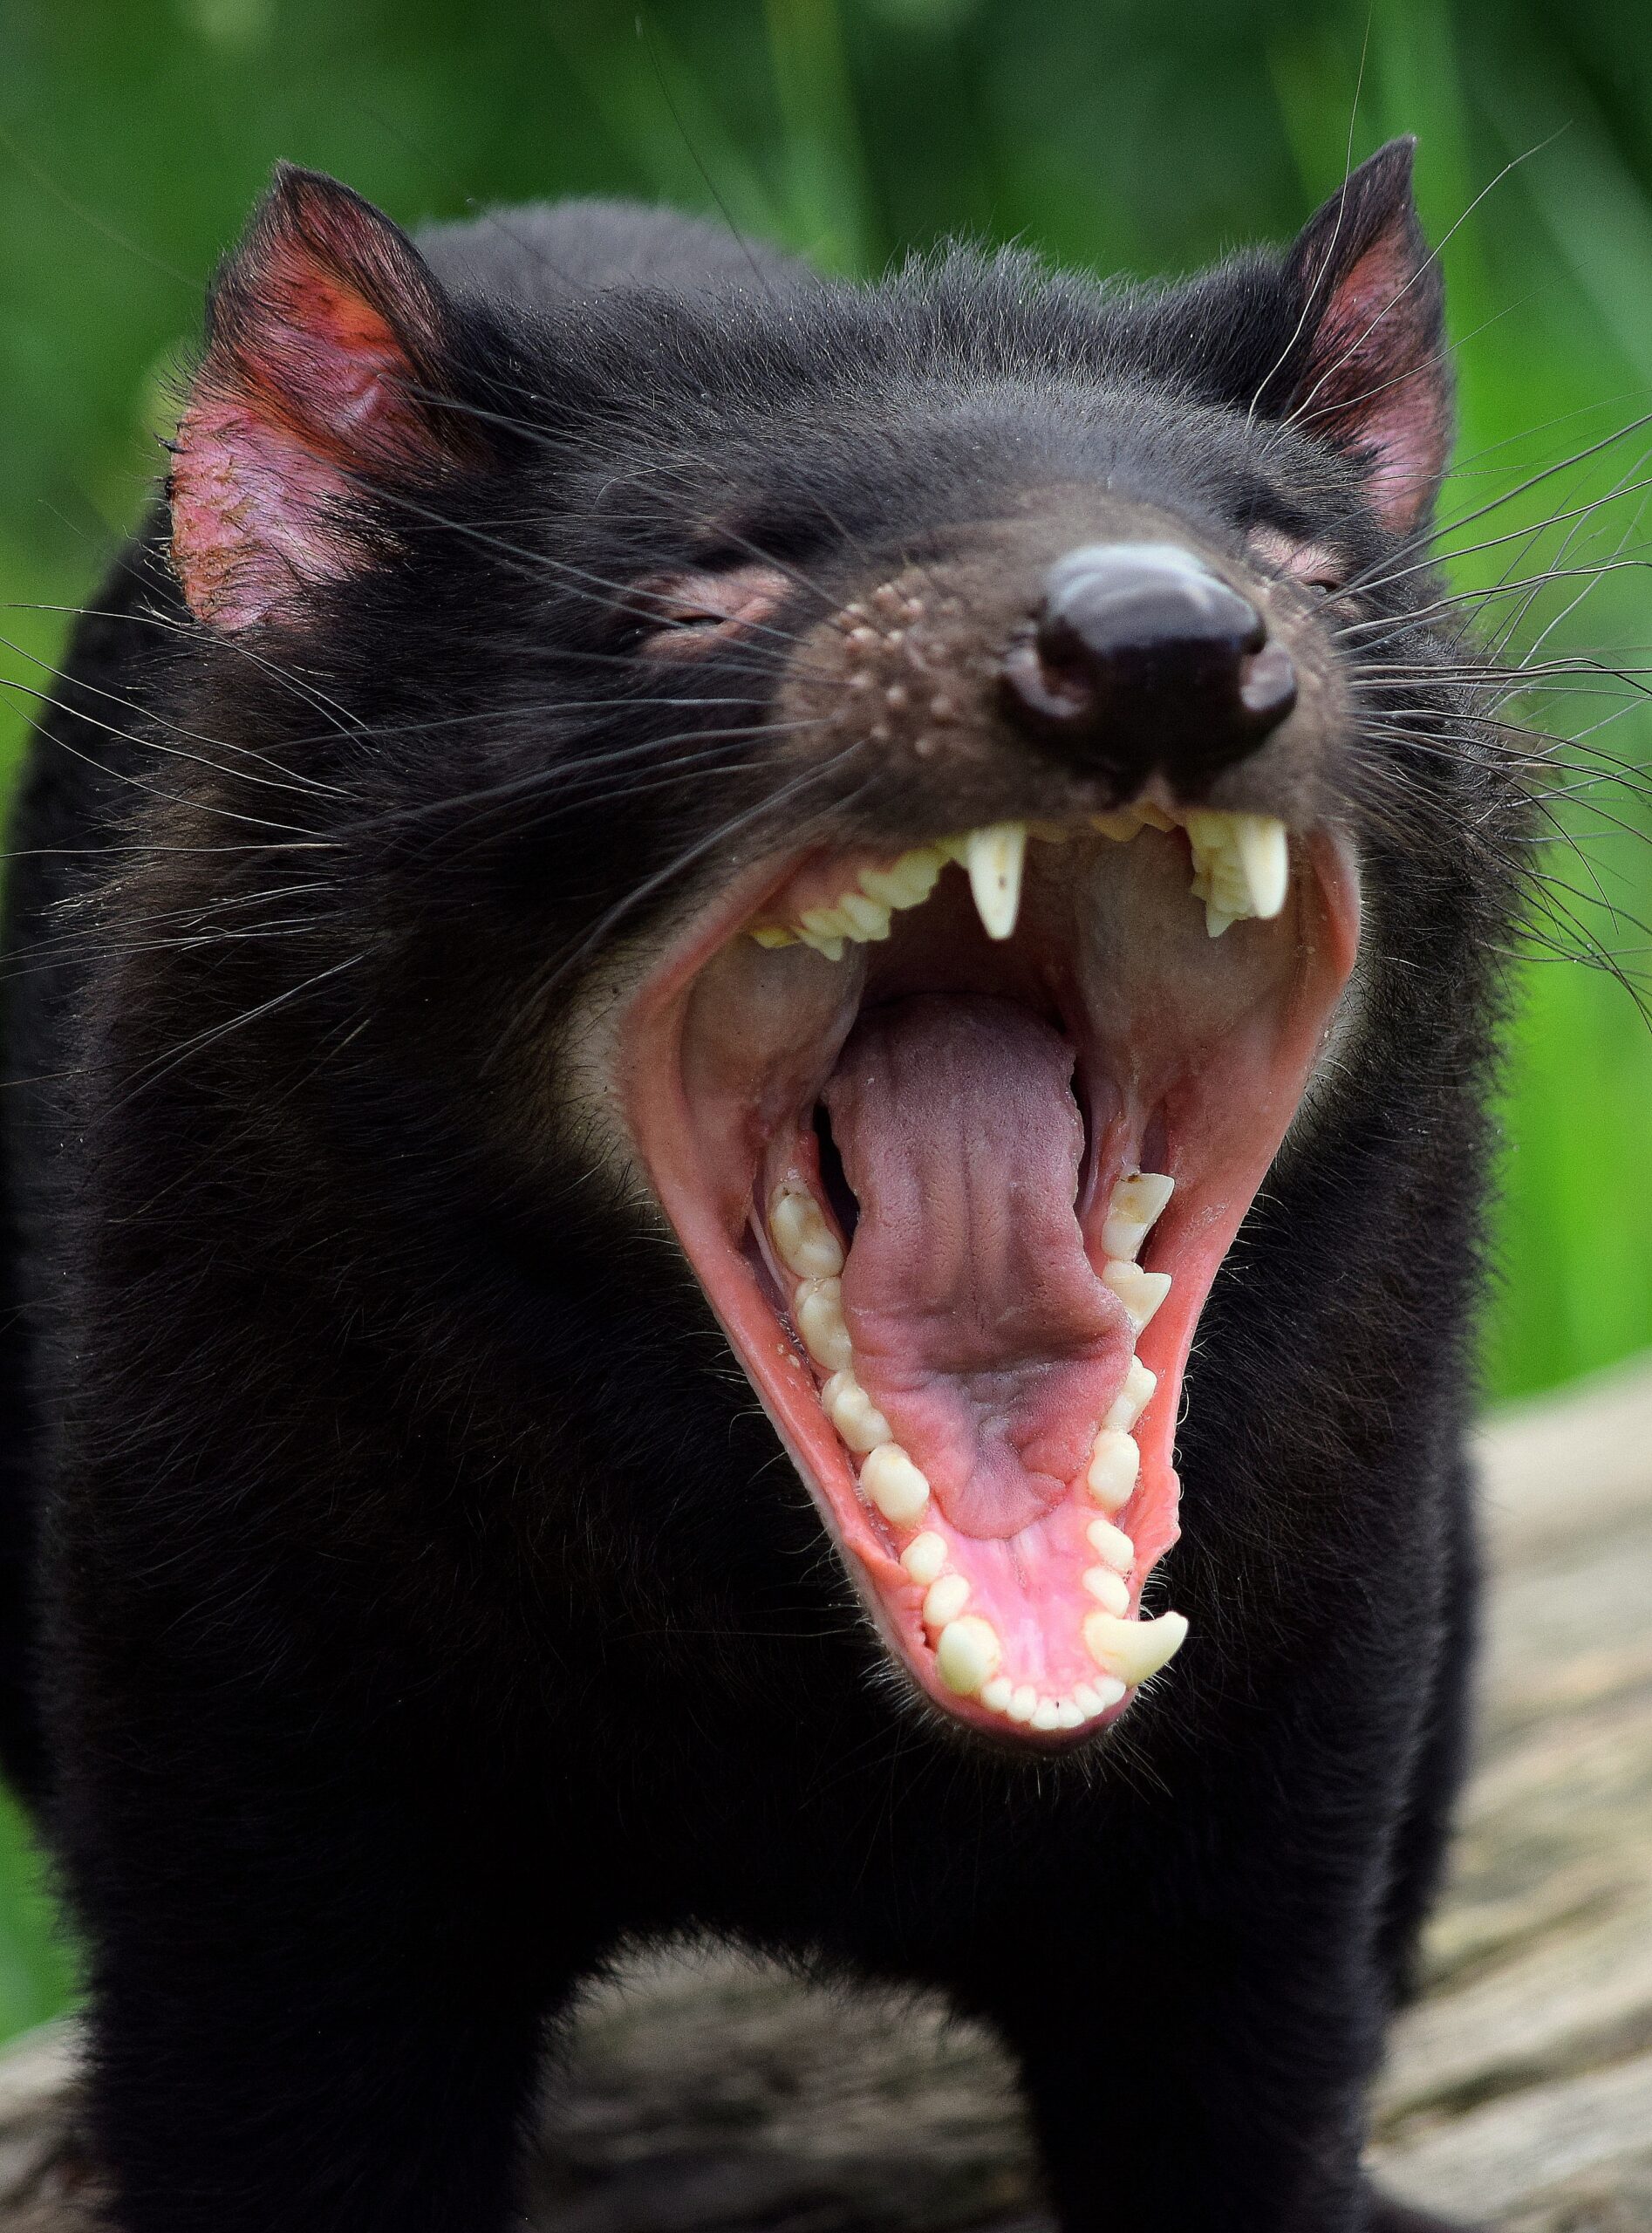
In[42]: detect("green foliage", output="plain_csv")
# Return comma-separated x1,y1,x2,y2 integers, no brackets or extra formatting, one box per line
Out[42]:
2,0,1651,2039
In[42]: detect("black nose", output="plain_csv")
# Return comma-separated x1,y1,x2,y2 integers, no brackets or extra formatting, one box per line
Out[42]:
1000,542,1297,789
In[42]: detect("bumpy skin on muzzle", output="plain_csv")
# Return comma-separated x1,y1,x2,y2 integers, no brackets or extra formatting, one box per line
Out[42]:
1001,541,1300,790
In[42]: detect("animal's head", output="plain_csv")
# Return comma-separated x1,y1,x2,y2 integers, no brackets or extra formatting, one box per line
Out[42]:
159,140,1505,1748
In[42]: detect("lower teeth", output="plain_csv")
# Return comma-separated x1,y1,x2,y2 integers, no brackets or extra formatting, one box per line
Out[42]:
765,1171,1189,1725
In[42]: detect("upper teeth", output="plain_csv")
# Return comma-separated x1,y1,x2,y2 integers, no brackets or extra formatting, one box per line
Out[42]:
747,809,1290,953
962,823,1028,940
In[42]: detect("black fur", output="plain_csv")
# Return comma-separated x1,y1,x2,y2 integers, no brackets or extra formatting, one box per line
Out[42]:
0,146,1514,2230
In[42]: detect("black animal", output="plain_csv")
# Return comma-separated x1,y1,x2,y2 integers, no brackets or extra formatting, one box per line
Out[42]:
0,140,1514,2231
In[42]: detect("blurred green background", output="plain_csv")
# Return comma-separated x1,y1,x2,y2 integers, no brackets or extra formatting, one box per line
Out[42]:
2,0,1651,2041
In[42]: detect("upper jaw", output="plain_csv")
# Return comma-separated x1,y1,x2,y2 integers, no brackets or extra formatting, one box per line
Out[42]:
618,805,1360,1750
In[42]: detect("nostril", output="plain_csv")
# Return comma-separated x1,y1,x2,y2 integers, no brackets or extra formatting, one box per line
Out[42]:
1000,540,1299,783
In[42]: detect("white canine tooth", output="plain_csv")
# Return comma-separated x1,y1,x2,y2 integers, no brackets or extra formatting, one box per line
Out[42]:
1054,1699,1084,1730
1071,1683,1103,1717
964,823,1028,940
1082,1566,1132,1615
1101,1171,1174,1262
824,1370,891,1453
1102,1259,1171,1333
900,1530,949,1586
1030,1699,1062,1731
1086,1429,1140,1513
922,1573,972,1628
1085,1516,1135,1571
862,1444,930,1525
935,1615,1001,1696
1103,1357,1157,1433
1083,1608,1190,1686
796,1278,853,1372
836,891,893,940
1007,1684,1037,1724
1232,813,1290,919
859,845,943,910
769,1187,844,1280
980,1675,1014,1713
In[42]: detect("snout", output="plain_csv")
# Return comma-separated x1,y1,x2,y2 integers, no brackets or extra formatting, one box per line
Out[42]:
1000,542,1298,789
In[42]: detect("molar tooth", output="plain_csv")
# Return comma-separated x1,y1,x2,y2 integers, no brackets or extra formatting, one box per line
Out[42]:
859,846,943,910
1090,809,1144,842
1102,1260,1171,1333
1082,1566,1132,1615
798,905,853,943
748,925,798,948
1083,1608,1190,1686
862,1444,930,1525
795,925,847,960
980,1675,1014,1713
1030,1699,1062,1731
1086,1429,1140,1513
1103,1357,1157,1433
922,1573,972,1628
964,823,1028,940
823,1369,891,1453
1101,1171,1174,1262
1007,1684,1037,1724
1085,1516,1135,1571
797,1278,853,1372
769,1187,844,1280
836,891,893,941
900,1530,949,1586
935,1615,1001,1697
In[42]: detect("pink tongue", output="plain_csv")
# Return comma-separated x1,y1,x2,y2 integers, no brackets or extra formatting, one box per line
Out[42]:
822,995,1134,1538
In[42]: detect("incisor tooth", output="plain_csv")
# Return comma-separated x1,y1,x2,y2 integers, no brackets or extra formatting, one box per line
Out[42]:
1086,1429,1140,1513
964,823,1028,940
1102,1259,1171,1333
1055,1699,1084,1730
797,1279,853,1371
1031,1699,1062,1731
1103,1356,1157,1432
935,1615,1001,1696
769,1188,844,1280
1007,1684,1037,1724
1071,1683,1104,1716
1086,1516,1135,1571
980,1675,1014,1713
1101,1171,1174,1261
862,1444,930,1525
923,1573,972,1628
1083,1608,1189,1686
824,1370,891,1453
1082,1566,1132,1615
900,1530,949,1586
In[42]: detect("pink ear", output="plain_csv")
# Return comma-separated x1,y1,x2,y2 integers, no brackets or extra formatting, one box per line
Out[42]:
1281,139,1451,536
170,167,470,632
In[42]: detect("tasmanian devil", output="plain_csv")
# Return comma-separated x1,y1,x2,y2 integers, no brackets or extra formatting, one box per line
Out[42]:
0,136,1513,2230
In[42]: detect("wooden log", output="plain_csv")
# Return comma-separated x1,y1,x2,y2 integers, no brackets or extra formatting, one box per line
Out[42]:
6,1357,1652,2230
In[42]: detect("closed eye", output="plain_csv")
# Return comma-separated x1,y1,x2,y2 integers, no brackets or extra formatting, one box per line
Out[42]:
627,563,791,659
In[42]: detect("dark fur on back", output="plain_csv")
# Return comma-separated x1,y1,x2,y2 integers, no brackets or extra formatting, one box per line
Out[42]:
0,183,1514,2231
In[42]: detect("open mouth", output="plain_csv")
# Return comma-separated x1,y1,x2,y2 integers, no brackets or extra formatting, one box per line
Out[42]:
623,806,1359,1746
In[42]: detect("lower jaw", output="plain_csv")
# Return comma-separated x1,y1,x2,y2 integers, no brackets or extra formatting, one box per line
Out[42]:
619,826,1360,1749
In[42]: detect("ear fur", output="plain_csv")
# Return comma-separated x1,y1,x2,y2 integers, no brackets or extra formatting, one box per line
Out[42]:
1272,138,1451,535
170,166,476,632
